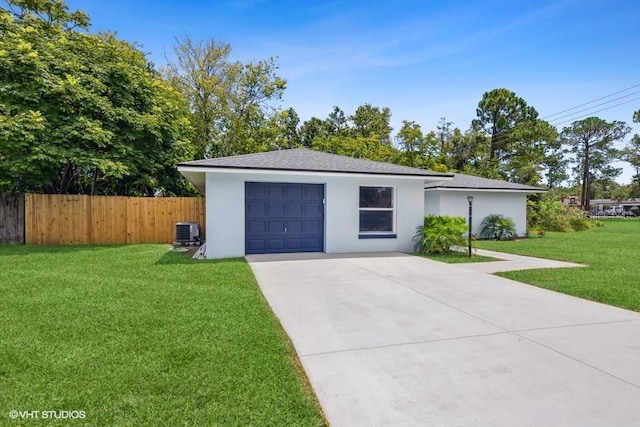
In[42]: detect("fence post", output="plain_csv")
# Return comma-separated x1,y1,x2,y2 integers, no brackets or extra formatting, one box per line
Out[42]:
0,193,25,244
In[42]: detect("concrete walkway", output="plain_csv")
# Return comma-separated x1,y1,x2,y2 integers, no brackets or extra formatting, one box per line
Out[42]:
247,252,640,427
465,248,584,273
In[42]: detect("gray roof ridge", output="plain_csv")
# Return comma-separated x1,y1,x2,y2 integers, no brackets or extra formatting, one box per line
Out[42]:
179,148,453,178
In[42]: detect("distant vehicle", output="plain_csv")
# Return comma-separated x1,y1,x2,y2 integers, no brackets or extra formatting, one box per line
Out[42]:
594,206,623,216
604,206,624,216
604,208,617,216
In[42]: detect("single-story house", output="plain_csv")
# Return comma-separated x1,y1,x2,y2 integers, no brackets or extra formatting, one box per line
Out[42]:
178,149,545,259
424,174,545,237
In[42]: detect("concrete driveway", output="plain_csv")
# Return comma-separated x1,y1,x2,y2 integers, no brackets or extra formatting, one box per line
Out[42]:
247,253,640,427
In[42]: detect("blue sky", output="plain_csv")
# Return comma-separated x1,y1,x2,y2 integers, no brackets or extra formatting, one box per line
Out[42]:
67,0,640,182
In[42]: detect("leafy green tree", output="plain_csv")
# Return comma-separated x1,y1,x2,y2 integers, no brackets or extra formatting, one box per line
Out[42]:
473,88,535,161
436,117,453,156
560,117,630,210
621,139,640,182
589,179,619,200
164,37,233,159
258,107,301,151
629,181,640,198
350,104,393,144
165,36,286,158
472,88,556,185
311,135,400,163
3,0,89,29
508,120,557,185
543,145,569,189
0,0,194,195
621,110,640,182
545,186,574,205
299,116,326,147
395,121,424,167
279,108,301,148
394,121,441,169
442,128,487,172
303,105,402,165
609,184,631,202
225,59,287,155
324,106,349,137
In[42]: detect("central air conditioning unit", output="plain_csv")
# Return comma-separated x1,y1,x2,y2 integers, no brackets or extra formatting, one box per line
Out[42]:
175,222,200,244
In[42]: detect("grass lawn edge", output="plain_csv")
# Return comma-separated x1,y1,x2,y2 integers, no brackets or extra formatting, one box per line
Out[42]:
412,251,498,264
0,245,329,425
472,221,640,312
247,260,329,426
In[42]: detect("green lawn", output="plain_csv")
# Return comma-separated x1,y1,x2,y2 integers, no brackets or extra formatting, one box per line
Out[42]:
474,220,640,312
0,245,325,426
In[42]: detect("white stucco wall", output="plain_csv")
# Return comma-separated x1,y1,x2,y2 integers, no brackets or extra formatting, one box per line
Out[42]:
424,190,528,237
205,171,427,259
423,191,441,216
205,173,245,258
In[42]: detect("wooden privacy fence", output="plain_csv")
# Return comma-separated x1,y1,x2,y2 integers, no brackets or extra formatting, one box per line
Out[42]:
0,193,25,244
25,194,205,245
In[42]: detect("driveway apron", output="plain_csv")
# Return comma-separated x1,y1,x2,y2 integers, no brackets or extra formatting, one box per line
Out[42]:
247,253,640,427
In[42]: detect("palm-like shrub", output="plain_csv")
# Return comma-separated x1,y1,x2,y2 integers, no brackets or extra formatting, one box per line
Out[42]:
413,215,468,254
479,214,516,240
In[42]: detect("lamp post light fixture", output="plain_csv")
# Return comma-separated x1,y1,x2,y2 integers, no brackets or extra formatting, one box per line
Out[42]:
467,195,474,258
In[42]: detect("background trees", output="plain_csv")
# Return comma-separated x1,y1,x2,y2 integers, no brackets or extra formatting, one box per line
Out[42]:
164,36,286,158
560,117,630,210
1,0,638,203
471,88,557,185
350,104,393,144
394,121,441,169
302,105,398,162
621,110,640,183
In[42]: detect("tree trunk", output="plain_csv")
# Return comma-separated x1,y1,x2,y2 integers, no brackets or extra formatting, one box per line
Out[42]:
489,113,499,160
91,167,99,196
58,163,72,194
581,144,590,210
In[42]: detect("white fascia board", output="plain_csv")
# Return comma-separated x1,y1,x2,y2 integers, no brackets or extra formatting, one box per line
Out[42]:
178,165,453,181
424,187,546,194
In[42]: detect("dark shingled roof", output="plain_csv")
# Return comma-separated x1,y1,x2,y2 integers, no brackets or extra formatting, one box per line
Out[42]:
179,148,452,178
424,173,546,192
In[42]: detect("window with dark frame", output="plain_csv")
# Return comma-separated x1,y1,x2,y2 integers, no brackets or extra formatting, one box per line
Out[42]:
359,186,394,234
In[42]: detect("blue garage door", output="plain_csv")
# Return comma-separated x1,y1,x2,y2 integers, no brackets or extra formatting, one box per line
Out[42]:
245,182,325,254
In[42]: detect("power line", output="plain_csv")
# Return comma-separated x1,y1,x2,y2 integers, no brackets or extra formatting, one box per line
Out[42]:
548,91,640,125
551,96,640,127
460,84,640,147
543,83,640,120
472,95,640,147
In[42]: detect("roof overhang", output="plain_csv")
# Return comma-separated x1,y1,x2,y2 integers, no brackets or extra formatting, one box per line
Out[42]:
424,186,546,194
180,170,206,193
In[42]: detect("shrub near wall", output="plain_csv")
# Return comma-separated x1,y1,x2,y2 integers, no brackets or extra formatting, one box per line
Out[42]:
534,199,594,232
479,214,516,240
413,215,468,254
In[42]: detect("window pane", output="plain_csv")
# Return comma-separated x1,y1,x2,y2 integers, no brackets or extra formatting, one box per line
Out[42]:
359,211,393,232
359,187,393,208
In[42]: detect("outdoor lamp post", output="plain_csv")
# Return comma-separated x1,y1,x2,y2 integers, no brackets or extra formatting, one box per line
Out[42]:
467,195,474,257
